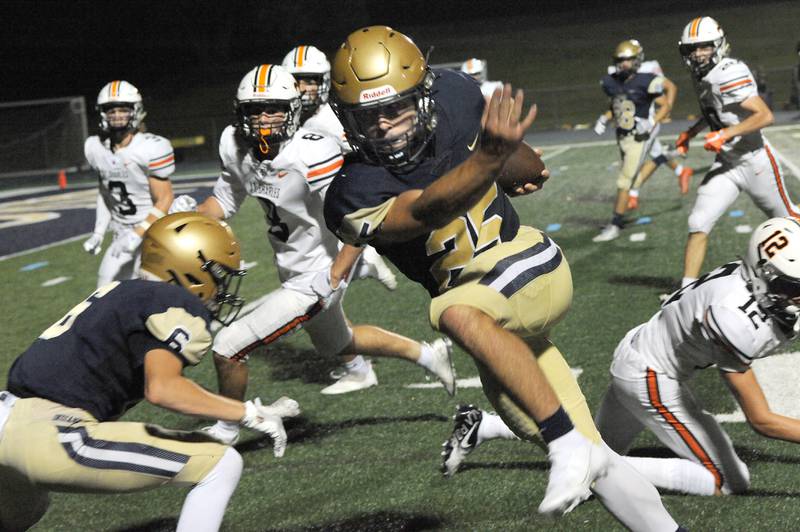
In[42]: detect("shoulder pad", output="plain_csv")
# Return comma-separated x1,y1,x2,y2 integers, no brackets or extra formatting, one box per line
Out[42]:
294,129,343,184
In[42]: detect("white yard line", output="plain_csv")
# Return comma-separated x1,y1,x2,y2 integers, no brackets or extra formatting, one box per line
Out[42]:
0,233,89,262
541,145,571,161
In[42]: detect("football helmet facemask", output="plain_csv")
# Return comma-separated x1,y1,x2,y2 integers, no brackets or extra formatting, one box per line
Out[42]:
281,45,331,119
330,25,435,172
96,80,146,134
613,40,644,75
678,17,730,79
460,58,487,83
235,64,302,155
140,213,247,326
744,217,800,329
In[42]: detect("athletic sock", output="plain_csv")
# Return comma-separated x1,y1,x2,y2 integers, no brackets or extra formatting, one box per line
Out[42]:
177,447,243,532
538,407,575,445
416,342,434,371
477,411,520,445
674,164,684,176
623,456,716,496
345,355,369,375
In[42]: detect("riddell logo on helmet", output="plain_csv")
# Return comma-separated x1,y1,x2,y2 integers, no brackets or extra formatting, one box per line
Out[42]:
359,85,397,103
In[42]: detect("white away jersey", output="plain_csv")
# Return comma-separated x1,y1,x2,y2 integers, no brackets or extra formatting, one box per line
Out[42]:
631,261,793,379
84,132,175,225
693,58,763,160
303,103,351,153
213,125,344,289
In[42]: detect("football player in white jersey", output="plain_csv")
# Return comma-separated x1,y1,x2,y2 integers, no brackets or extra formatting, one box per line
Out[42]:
443,217,800,498
460,58,504,101
170,65,455,444
82,81,175,287
282,44,398,291
675,17,799,288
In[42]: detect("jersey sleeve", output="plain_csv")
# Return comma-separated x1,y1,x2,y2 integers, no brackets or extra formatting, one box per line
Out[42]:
139,306,211,366
600,75,615,97
212,170,247,219
717,62,758,105
146,135,176,179
300,133,344,193
647,75,665,95
702,305,760,367
84,136,99,168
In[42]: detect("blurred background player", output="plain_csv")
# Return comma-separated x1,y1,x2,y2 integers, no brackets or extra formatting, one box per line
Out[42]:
82,81,175,286
282,44,398,292
592,40,676,242
0,213,298,532
461,58,504,101
597,56,694,209
170,64,454,444
674,16,799,288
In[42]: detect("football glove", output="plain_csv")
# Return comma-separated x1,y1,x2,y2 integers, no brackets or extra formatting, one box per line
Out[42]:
311,268,348,310
675,130,693,155
593,114,609,136
168,195,198,214
703,129,729,153
109,230,143,258
240,398,288,457
82,232,104,255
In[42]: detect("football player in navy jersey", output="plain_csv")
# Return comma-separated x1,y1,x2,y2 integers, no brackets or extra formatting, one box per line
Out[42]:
323,26,681,530
0,213,299,532
592,40,676,242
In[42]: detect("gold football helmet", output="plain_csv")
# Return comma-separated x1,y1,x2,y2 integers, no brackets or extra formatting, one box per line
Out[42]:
613,39,644,74
141,213,246,325
330,25,435,170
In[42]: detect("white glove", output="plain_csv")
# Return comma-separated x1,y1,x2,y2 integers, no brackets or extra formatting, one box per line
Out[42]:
82,232,104,255
169,194,198,214
311,268,348,310
593,115,609,135
240,398,288,457
110,230,142,258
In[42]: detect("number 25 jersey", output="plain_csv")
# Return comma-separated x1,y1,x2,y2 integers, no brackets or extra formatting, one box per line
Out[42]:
324,69,520,296
84,132,175,225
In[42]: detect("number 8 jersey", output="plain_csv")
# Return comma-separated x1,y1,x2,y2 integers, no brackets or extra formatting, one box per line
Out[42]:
84,132,175,225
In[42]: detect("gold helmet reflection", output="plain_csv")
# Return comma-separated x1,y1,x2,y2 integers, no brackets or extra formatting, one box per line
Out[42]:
330,25,435,171
613,39,644,74
141,213,246,325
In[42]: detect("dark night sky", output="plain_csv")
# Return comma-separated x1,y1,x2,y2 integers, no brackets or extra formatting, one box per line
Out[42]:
0,0,777,102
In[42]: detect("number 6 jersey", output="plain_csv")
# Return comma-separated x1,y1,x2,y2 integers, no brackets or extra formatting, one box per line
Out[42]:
84,132,175,225
212,125,344,289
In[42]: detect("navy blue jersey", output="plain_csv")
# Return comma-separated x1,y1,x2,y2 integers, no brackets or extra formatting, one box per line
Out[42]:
324,68,520,296
7,280,212,421
601,72,664,132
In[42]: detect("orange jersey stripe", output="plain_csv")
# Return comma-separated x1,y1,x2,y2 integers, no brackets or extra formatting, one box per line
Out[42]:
646,368,723,489
307,157,343,178
297,45,306,67
148,154,175,169
765,145,800,217
229,303,322,361
719,78,753,92
690,17,702,38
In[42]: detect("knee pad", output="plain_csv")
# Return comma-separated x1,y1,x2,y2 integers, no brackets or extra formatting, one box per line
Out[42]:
212,321,252,360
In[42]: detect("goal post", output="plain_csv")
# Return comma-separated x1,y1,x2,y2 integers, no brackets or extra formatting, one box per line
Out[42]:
0,96,89,179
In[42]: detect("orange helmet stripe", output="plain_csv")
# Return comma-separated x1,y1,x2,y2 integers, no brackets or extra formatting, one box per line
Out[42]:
110,80,120,98
296,46,306,67
255,64,271,92
690,17,702,38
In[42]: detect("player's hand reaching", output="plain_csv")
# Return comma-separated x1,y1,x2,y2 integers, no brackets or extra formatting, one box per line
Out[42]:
311,268,348,310
240,398,289,457
82,232,104,255
480,84,537,163
169,195,198,214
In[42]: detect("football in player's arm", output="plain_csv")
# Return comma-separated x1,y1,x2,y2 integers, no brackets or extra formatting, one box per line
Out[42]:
0,213,299,532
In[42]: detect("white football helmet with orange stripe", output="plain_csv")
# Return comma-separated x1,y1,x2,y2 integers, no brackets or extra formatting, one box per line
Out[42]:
460,58,487,83
678,17,730,78
96,80,146,134
281,45,331,116
745,217,800,327
235,64,302,153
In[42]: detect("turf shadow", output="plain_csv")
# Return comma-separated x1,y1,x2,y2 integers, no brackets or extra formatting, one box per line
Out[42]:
258,510,443,531
247,344,338,385
607,274,678,291
458,460,549,474
115,518,177,532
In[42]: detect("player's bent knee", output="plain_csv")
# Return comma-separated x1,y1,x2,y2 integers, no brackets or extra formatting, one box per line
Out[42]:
688,213,714,235
439,305,491,338
212,322,248,359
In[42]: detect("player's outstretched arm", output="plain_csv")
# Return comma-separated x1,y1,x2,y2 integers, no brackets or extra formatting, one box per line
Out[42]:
380,84,536,240
721,369,800,443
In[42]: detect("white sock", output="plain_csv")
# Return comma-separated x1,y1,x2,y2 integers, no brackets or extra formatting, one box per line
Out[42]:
674,164,684,176
477,411,520,445
623,456,716,496
416,343,434,371
681,276,697,288
344,355,369,375
629,188,639,198
177,447,243,532
215,420,240,435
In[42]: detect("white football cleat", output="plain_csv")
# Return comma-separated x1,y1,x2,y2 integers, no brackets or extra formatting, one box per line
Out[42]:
357,246,398,290
201,423,241,445
592,224,621,243
320,361,378,395
425,337,456,396
441,404,482,477
538,431,610,516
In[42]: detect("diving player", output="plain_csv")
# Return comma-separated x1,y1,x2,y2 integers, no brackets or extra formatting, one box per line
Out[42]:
82,81,175,286
324,25,681,530
0,213,298,532
170,64,454,444
592,40,676,242
674,16,799,288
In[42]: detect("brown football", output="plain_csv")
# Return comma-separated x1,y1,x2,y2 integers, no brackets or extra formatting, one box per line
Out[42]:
497,143,547,195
